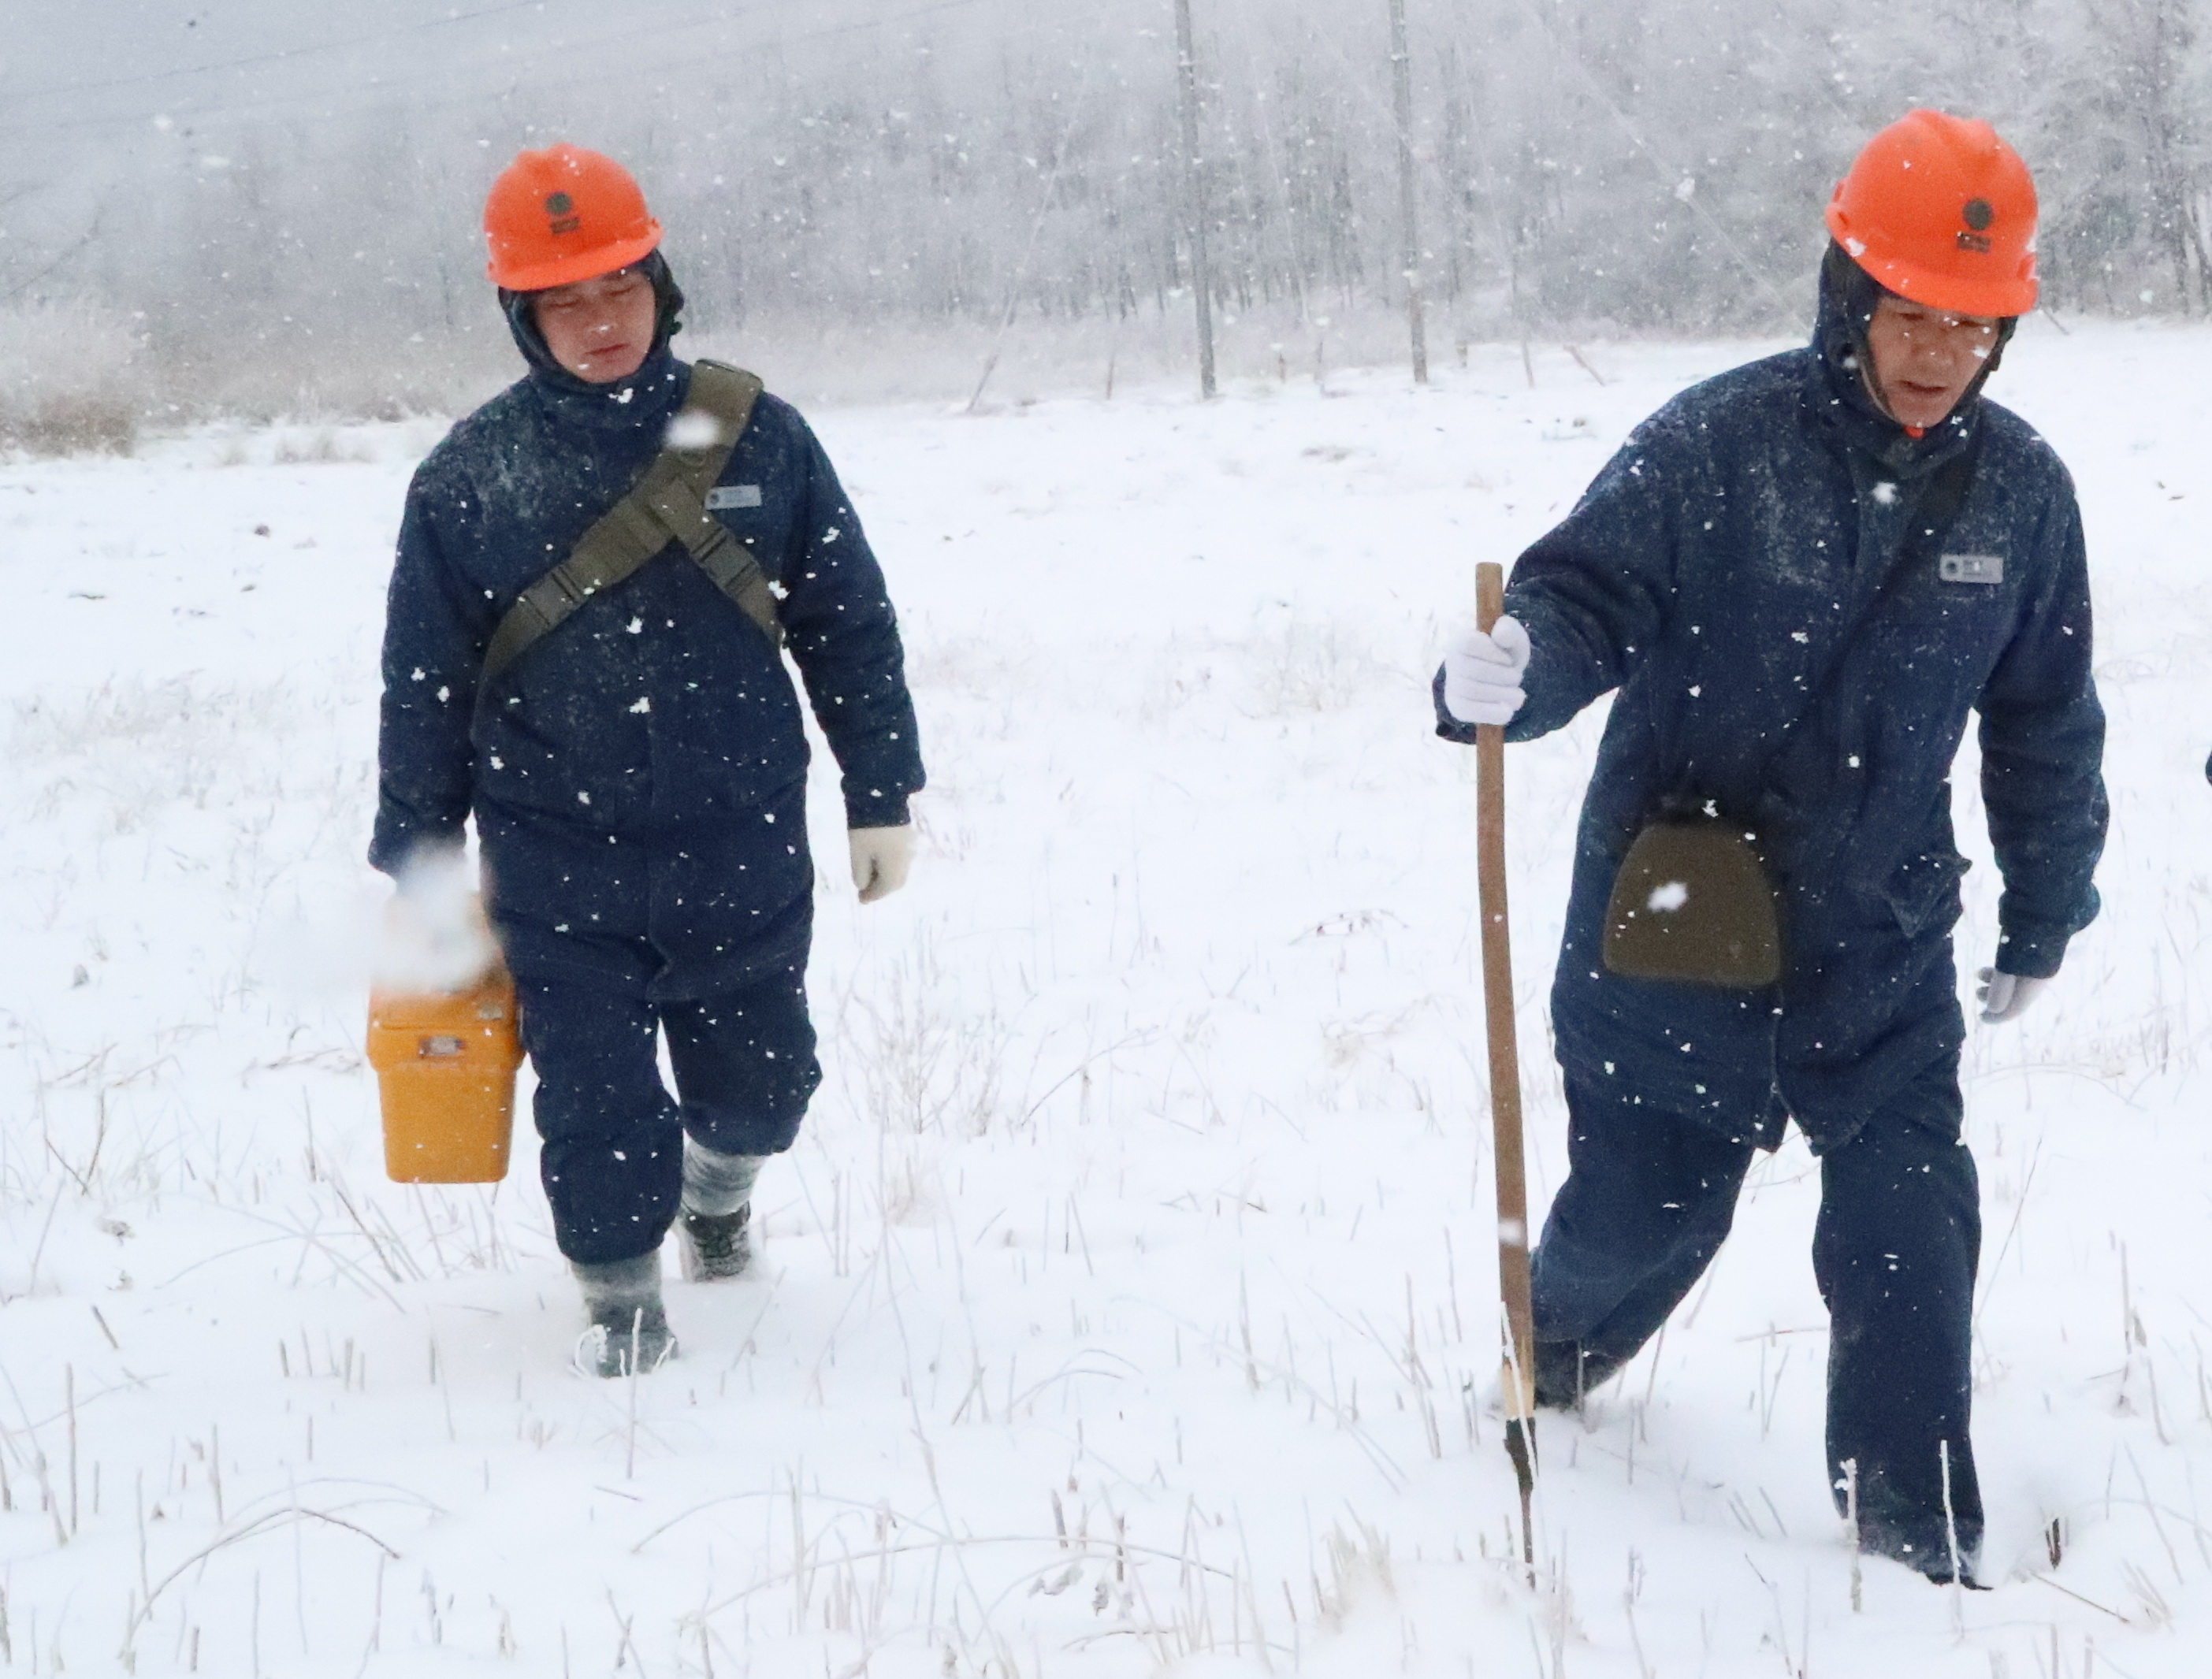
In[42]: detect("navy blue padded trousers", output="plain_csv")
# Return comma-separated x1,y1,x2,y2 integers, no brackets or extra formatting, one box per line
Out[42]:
1530,1057,1983,1573
515,963,821,1266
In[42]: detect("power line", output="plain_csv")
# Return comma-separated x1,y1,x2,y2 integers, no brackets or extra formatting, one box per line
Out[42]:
16,0,567,103
1500,0,1797,317
0,0,1001,139
1288,0,1797,319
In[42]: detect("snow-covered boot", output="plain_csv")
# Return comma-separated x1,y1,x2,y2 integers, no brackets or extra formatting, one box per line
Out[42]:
677,1143,763,1282
1859,1523,1985,1590
571,1252,676,1378
1532,1339,1627,1411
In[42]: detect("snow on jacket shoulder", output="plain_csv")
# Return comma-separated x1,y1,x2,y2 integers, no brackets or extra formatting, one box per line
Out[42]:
372,355,925,997
1437,306,2106,1149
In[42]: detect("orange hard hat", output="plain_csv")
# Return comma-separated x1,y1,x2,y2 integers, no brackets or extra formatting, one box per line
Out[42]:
1824,110,2039,318
484,143,663,292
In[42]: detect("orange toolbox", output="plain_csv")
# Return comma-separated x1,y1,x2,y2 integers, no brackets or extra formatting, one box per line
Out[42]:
367,964,525,1184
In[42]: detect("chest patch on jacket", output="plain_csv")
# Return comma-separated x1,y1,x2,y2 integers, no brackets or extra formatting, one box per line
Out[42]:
706,485,764,511
1939,552,2003,585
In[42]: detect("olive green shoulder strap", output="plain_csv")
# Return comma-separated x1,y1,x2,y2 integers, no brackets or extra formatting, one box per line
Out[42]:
478,361,775,696
633,361,782,648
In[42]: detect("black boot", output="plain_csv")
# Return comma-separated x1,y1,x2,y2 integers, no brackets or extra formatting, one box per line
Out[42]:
678,1202,754,1282
571,1253,677,1377
677,1143,763,1282
1859,1524,1985,1588
1533,1339,1629,1410
1852,1492,1986,1588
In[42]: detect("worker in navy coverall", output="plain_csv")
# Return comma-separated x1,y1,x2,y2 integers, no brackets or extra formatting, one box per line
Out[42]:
1437,112,2106,1582
372,146,925,1376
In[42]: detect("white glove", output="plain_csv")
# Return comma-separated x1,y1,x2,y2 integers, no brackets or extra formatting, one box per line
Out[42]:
1976,965,2049,1024
378,849,500,991
849,824,913,904
1443,615,1530,726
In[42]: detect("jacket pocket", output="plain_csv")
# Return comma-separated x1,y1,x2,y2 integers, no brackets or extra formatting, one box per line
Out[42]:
1883,849,1971,939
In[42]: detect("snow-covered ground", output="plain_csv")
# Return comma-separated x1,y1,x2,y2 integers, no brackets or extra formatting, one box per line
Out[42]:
3,323,2210,1677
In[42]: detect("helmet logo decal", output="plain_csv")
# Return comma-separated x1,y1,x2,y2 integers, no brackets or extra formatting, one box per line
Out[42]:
545,191,581,235
1957,195,1994,254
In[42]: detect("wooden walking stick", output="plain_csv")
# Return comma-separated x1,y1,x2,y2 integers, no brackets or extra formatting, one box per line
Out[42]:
1475,559,1538,1570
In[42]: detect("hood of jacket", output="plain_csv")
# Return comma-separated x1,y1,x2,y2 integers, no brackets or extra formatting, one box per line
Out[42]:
499,248,690,436
1806,240,2016,480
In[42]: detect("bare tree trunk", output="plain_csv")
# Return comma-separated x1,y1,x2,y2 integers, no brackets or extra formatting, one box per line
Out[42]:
2131,0,2207,311
1174,0,1218,399
1389,0,1429,383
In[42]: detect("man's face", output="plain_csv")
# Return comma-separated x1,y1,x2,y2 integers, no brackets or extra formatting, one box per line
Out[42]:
532,266,656,384
1864,295,2001,430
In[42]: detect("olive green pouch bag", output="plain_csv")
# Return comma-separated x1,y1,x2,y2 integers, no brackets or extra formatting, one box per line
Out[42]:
1600,809,1782,987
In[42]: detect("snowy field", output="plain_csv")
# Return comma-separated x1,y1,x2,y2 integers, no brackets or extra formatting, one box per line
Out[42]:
3,322,2211,1677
